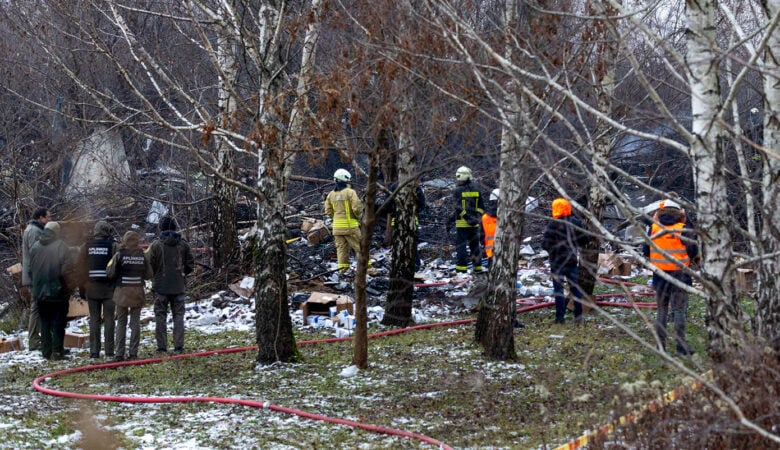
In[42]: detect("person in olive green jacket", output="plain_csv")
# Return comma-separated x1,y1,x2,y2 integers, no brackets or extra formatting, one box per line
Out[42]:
146,216,194,354
107,231,152,361
22,207,51,351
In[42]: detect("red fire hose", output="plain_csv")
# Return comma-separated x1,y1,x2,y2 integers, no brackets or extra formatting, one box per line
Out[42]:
33,278,658,449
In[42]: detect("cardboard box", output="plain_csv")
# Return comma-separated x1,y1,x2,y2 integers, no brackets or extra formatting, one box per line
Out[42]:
64,332,89,349
306,223,331,246
598,253,632,277
6,263,22,276
301,292,353,323
736,268,756,293
67,297,90,319
0,337,23,353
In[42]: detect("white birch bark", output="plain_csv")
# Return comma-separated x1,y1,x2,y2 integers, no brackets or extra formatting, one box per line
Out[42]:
580,0,619,298
474,0,527,359
283,0,323,185
211,3,238,271
686,0,742,357
756,0,780,351
253,0,299,364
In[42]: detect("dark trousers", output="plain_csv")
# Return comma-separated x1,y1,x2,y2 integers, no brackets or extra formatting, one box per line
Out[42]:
455,227,482,273
154,293,186,351
552,265,583,323
88,296,115,356
654,273,690,353
38,299,69,358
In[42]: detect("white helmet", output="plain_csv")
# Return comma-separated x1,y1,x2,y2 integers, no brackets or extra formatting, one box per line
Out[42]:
660,199,680,210
455,166,472,182
490,189,500,202
334,169,351,182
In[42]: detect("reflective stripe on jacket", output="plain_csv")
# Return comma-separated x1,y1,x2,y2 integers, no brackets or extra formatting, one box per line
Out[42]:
649,222,690,271
482,213,497,258
86,238,114,280
454,189,483,228
117,249,148,287
325,187,363,233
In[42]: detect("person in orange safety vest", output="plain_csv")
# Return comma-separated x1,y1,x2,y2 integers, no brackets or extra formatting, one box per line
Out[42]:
641,198,699,356
481,188,499,270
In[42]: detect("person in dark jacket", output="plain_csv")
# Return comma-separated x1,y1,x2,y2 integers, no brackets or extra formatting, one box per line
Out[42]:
77,220,119,359
541,198,587,324
146,216,194,354
108,231,152,361
383,181,426,269
22,207,50,351
449,166,485,274
641,199,698,356
27,221,73,360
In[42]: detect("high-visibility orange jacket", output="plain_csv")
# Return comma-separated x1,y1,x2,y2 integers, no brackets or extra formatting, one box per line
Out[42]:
649,222,690,271
481,213,497,258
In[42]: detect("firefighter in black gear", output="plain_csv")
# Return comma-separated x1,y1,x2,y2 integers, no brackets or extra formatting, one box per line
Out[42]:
449,166,485,273
77,220,119,359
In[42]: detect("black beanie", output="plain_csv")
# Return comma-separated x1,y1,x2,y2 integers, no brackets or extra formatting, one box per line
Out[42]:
159,216,177,232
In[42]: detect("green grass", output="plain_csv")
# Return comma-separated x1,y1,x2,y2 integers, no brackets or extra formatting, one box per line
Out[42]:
0,301,711,449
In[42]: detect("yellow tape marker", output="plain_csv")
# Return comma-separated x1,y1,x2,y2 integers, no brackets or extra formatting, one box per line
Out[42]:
554,370,713,450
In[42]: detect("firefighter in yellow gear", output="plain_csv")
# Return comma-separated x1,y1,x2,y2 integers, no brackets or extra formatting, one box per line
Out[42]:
325,169,363,272
449,166,485,273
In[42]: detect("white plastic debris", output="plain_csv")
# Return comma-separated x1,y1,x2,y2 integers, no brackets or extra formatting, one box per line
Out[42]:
339,365,359,377
519,245,536,256
197,314,219,326
335,328,353,338
239,276,255,291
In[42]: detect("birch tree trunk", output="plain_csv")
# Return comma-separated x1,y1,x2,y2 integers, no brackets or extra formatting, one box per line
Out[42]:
579,0,619,301
756,0,780,353
686,0,742,359
383,99,419,327
474,0,528,360
211,6,238,276
283,0,323,184
382,0,419,326
254,0,298,364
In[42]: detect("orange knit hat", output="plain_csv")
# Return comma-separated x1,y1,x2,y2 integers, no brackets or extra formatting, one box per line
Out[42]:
551,198,572,219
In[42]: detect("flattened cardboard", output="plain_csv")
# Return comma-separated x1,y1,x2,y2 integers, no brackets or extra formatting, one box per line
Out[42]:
64,332,89,348
301,292,353,323
67,297,90,319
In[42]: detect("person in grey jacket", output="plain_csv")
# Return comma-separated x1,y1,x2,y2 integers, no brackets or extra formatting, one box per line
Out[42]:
22,207,50,351
107,231,152,361
77,220,119,359
27,221,73,360
146,216,194,354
